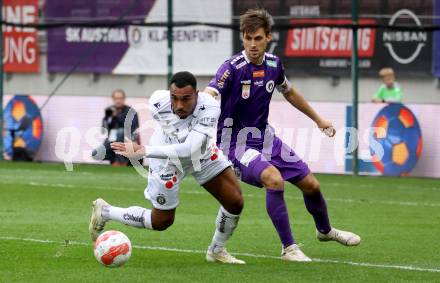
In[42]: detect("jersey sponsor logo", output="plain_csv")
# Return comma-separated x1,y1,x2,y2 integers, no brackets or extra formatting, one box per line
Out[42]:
267,60,277,68
252,70,265,78
254,80,264,87
266,80,275,92
217,69,231,89
235,61,247,69
199,117,217,127
241,84,250,99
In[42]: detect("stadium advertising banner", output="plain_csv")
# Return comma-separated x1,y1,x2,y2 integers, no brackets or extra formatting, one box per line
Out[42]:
46,0,232,75
2,0,39,73
233,1,433,77
4,94,439,178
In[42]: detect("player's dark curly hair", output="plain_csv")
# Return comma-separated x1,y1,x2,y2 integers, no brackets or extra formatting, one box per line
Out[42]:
169,71,197,90
240,8,274,35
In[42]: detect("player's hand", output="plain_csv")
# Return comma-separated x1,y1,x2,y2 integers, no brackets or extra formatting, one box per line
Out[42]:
110,140,145,159
316,119,336,137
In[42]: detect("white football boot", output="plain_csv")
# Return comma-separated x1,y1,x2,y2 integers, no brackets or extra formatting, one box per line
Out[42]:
317,228,361,246
89,198,109,241
281,244,312,262
206,246,246,264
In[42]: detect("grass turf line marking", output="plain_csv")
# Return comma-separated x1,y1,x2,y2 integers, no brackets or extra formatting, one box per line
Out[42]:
1,236,439,273
2,179,440,208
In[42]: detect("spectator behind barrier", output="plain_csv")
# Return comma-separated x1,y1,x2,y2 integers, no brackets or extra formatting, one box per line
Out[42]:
372,67,403,103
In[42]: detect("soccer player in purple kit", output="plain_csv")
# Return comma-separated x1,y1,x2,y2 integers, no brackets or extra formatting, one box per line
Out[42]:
205,9,361,262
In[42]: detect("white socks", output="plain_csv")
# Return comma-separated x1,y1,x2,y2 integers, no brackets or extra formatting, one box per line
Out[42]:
210,206,240,253
102,205,152,229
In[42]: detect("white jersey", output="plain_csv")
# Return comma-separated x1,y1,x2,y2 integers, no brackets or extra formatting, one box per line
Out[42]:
148,90,220,163
144,90,232,210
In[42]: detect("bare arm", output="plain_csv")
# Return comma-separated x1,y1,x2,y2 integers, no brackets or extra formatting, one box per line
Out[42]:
283,87,336,136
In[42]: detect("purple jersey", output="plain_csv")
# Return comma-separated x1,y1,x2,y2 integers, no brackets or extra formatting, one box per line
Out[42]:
207,51,291,155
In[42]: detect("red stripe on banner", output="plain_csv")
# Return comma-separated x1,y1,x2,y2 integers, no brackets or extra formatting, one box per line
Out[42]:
2,0,39,73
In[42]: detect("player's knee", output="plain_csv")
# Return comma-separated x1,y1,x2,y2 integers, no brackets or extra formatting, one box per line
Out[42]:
261,167,284,189
261,173,284,189
152,216,175,231
226,191,244,215
303,179,321,195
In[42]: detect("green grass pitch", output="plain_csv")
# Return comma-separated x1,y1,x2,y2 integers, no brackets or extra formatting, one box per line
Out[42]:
0,161,439,282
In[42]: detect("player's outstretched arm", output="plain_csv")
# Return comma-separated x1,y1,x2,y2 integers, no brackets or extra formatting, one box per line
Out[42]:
283,88,336,137
111,130,208,160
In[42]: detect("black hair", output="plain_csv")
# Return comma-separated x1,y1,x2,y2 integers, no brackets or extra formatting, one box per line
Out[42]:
169,71,197,90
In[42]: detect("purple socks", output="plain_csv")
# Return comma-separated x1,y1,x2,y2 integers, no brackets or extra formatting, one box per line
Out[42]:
303,191,331,234
266,189,295,247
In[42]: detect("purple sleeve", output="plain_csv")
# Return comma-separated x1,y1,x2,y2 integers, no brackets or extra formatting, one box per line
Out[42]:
207,62,233,96
275,58,292,94
276,58,286,85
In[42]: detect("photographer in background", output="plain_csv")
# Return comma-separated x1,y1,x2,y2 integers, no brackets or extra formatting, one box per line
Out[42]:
93,89,140,166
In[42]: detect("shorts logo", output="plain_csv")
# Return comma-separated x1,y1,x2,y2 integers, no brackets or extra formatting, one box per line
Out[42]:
241,84,251,99
252,70,265,78
156,194,166,205
160,172,178,189
266,80,275,93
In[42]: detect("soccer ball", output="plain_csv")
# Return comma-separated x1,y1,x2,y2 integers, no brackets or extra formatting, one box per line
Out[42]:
369,103,422,176
94,230,132,267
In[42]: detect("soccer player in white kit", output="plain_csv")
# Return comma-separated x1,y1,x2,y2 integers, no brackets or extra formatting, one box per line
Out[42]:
89,71,245,264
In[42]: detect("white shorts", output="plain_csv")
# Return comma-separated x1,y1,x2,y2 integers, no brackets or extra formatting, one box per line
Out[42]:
144,151,232,210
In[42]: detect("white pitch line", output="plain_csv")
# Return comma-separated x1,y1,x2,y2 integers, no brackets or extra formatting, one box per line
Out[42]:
1,236,439,273
2,179,440,208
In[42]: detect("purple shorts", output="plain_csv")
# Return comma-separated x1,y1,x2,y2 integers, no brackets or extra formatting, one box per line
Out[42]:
230,137,310,188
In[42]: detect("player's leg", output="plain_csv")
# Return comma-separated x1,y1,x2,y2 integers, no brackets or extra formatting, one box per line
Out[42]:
202,167,244,264
259,165,311,262
235,148,310,261
89,162,182,241
89,201,177,241
290,173,361,246
193,153,245,264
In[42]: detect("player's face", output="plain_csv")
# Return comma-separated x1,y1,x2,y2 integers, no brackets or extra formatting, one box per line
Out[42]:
170,84,198,119
242,27,272,64
112,92,125,108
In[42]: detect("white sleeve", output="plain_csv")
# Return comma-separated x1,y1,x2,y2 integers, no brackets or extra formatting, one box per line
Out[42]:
192,105,220,138
144,130,208,159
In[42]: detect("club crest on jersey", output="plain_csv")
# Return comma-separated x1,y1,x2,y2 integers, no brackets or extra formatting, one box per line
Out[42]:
241,84,251,99
252,70,265,78
266,80,275,92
